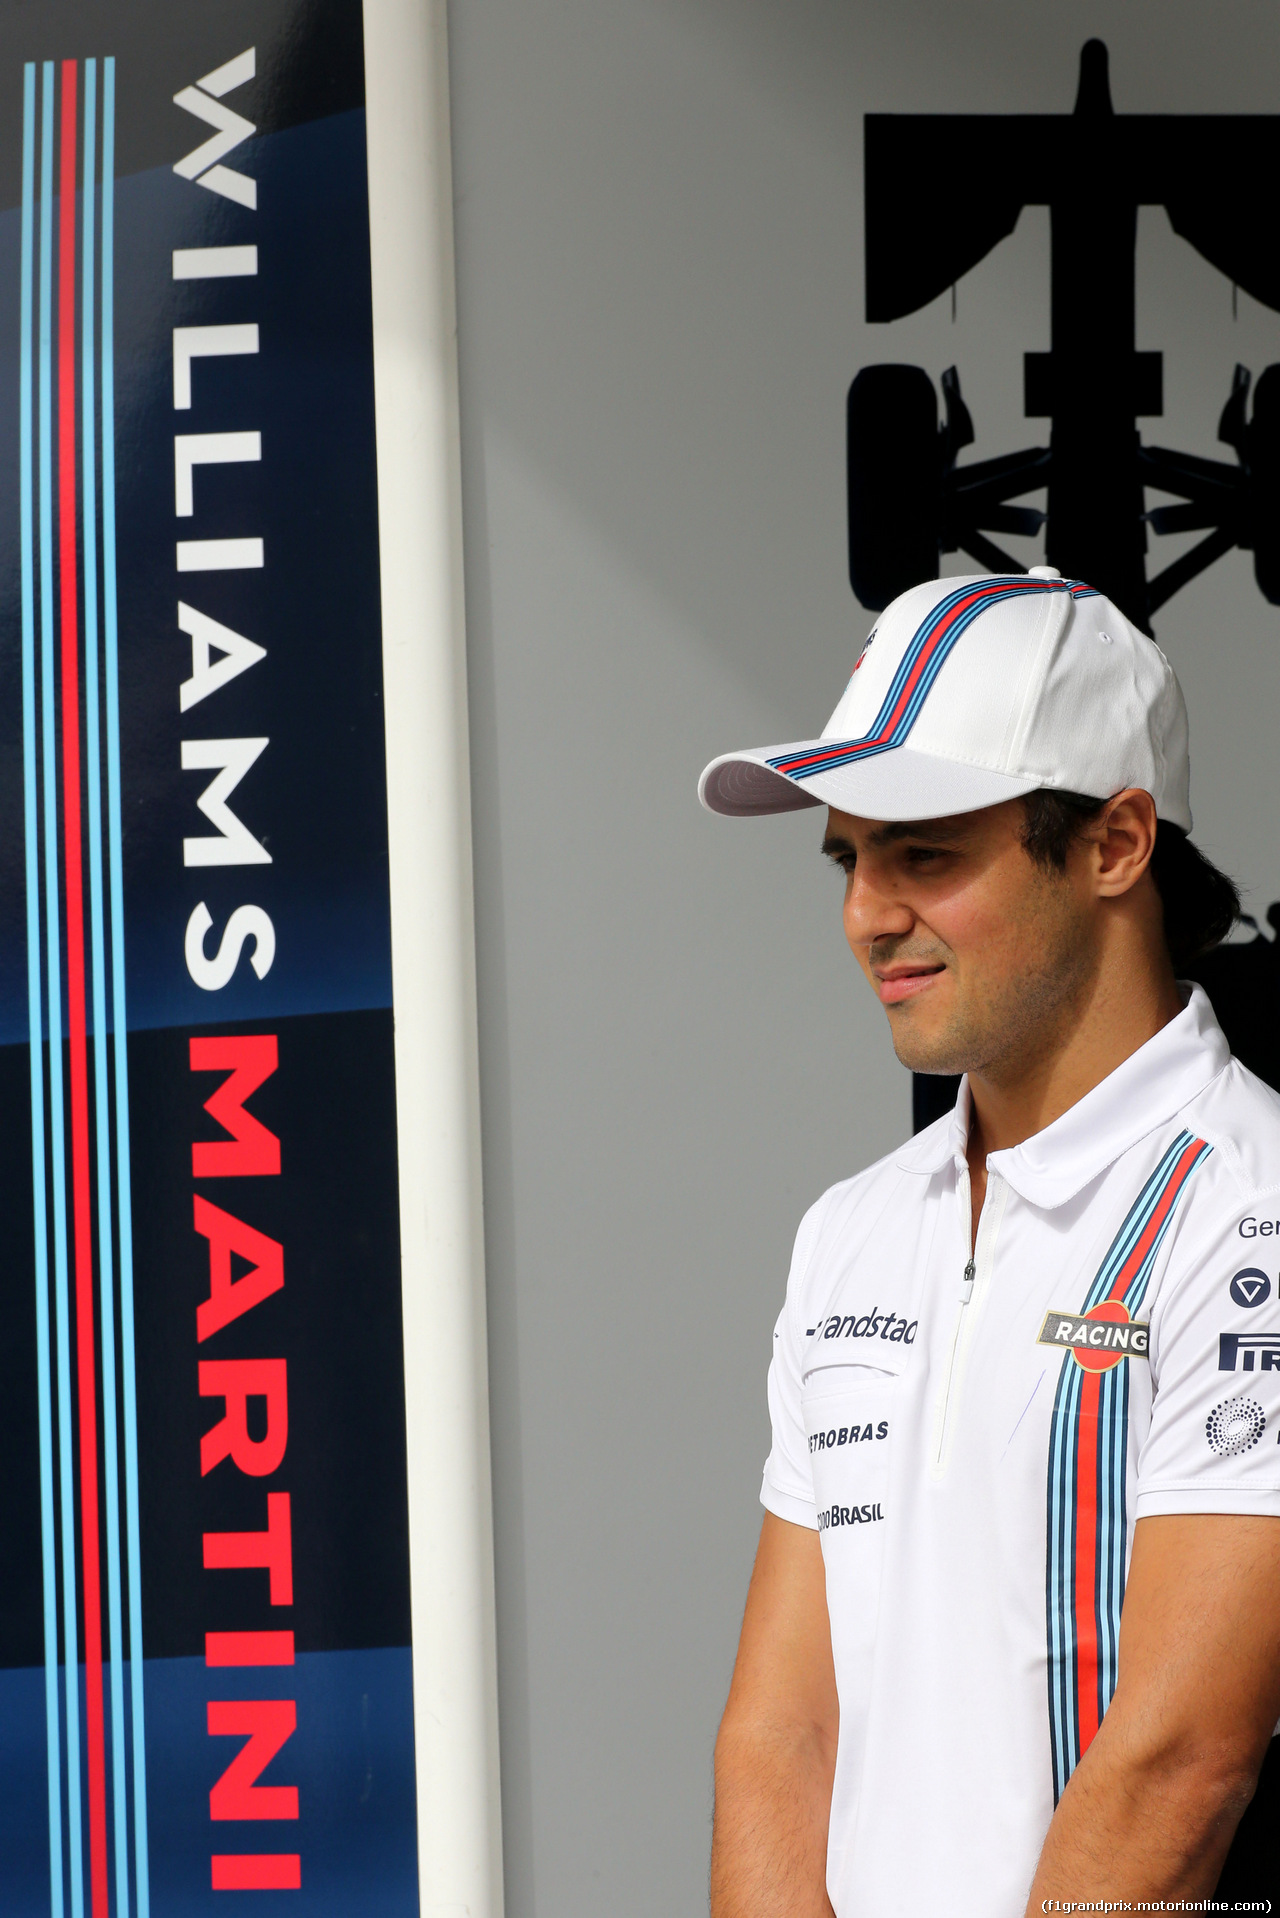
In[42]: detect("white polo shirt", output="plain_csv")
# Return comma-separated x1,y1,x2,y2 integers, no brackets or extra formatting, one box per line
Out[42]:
762,986,1280,1916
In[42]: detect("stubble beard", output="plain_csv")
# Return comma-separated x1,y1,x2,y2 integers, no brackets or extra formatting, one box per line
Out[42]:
881,883,1096,1083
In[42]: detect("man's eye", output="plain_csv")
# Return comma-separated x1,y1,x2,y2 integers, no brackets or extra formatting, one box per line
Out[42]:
905,845,946,865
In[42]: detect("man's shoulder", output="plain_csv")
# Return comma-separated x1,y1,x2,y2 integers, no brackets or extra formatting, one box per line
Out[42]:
793,1122,937,1260
1182,1052,1280,1205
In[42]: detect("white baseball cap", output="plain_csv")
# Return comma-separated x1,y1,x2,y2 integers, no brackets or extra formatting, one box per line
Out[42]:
698,568,1192,830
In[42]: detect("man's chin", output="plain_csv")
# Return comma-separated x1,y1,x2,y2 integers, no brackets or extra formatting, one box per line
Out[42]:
893,1046,969,1078
885,1007,971,1079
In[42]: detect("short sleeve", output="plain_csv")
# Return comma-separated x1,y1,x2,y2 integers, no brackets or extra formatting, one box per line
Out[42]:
760,1202,823,1530
1136,1211,1280,1520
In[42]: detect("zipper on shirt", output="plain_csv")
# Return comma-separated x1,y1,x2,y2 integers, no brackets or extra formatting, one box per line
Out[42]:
932,1172,1008,1474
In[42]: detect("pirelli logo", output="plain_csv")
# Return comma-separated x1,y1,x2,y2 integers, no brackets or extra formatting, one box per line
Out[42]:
1038,1305,1149,1372
1219,1332,1280,1373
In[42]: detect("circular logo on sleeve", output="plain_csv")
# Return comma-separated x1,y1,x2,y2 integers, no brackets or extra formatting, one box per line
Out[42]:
1230,1269,1272,1308
1205,1395,1266,1457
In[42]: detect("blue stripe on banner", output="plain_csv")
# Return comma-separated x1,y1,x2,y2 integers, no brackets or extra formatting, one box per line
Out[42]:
80,57,133,1918
19,57,64,1918
101,56,152,1918
38,58,86,1918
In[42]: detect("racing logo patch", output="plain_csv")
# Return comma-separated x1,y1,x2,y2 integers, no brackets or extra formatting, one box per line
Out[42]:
1205,1394,1266,1457
1038,1300,1149,1371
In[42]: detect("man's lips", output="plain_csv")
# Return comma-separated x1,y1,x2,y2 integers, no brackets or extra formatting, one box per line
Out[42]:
873,964,946,1006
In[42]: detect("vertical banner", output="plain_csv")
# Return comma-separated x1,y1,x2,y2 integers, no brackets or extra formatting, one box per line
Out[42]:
0,7,437,1911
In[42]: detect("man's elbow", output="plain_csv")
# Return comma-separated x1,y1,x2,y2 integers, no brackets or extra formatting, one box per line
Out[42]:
1168,1743,1260,1828
713,1701,838,1792
1116,1718,1265,1843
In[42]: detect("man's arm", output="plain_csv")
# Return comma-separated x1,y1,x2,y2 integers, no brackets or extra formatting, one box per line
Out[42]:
712,1512,839,1918
1025,1512,1280,1910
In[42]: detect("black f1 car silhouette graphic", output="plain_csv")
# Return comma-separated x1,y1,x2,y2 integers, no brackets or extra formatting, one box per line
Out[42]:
850,39,1280,634
876,46,1280,1374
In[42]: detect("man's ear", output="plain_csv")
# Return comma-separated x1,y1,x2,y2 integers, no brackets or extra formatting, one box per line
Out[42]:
1090,789,1159,898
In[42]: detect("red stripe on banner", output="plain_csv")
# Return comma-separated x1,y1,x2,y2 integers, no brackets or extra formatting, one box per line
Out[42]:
1105,1140,1204,1305
58,57,109,1918
211,1854,303,1891
1073,1367,1102,1755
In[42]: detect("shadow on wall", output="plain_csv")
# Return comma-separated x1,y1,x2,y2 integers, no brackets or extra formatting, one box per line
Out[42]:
1189,912,1280,1089
849,38,1280,630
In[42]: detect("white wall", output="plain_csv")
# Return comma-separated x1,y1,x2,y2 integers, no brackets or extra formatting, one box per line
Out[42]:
446,2,1280,1910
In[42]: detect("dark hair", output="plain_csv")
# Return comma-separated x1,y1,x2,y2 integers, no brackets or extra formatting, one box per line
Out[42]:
1020,789,1240,972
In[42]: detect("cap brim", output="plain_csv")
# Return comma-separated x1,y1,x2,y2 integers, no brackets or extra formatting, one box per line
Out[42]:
698,742,1041,821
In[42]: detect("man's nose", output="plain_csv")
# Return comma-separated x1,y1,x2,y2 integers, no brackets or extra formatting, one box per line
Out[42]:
843,866,914,949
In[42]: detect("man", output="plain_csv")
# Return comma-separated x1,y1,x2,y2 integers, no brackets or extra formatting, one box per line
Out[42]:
699,568,1280,1915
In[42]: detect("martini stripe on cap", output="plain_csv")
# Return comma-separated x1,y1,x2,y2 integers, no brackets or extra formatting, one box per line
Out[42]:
767,575,1098,783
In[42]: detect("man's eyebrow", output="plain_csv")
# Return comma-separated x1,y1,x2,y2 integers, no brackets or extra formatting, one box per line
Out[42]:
866,818,967,849
822,819,968,858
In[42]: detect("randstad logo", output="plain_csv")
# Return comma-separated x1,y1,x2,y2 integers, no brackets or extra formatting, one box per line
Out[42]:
809,1308,917,1345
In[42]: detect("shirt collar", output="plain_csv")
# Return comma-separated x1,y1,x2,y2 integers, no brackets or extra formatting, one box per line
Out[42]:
894,983,1229,1207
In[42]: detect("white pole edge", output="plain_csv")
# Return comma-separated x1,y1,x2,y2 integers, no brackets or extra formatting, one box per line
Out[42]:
361,2,504,1912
